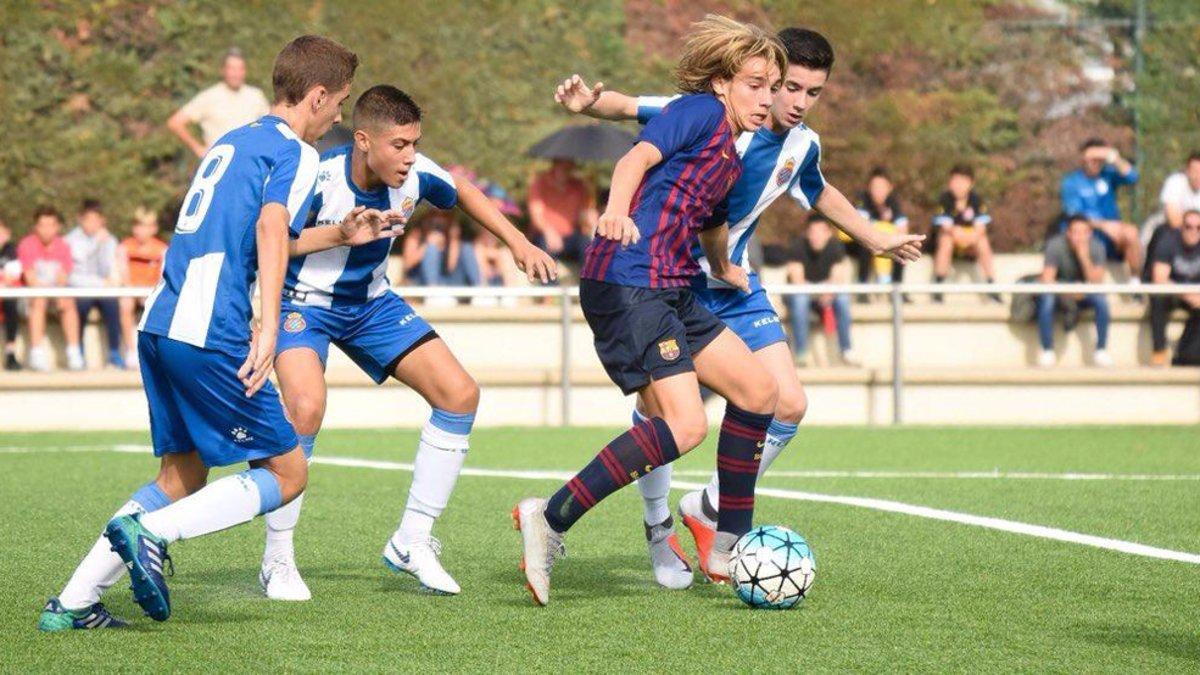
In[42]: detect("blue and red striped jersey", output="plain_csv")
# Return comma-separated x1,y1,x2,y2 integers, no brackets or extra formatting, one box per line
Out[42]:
582,94,741,288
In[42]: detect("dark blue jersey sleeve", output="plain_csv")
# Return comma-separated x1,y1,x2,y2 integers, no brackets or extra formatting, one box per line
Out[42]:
637,94,726,161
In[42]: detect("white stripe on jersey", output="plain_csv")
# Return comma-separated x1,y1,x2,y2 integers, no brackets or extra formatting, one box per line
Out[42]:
276,123,320,224
166,252,225,346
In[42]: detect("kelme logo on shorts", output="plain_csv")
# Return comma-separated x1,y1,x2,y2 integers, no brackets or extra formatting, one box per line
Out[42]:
658,338,680,361
283,312,306,333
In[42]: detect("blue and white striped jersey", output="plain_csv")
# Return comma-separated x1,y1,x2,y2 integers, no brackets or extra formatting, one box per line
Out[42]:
140,115,318,355
285,144,457,307
637,96,826,288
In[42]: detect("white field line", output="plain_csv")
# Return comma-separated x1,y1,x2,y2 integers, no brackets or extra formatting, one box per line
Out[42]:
6,445,1199,565
675,469,1200,481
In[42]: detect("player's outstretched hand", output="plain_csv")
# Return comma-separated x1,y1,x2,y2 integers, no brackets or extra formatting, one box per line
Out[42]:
595,212,640,247
512,240,558,284
238,325,277,397
555,74,603,114
340,207,405,247
877,232,925,263
711,263,750,293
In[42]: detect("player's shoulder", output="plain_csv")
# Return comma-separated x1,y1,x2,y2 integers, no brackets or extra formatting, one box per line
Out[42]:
413,152,452,179
669,92,725,117
788,123,821,145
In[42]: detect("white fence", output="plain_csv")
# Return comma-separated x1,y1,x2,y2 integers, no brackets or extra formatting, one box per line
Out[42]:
2,282,1198,425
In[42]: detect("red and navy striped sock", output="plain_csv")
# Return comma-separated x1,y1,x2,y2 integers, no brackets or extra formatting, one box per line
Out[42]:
716,404,772,538
544,417,679,533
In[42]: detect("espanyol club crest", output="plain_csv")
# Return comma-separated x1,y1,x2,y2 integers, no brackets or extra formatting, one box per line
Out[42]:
658,338,681,361
399,197,416,220
283,311,306,333
776,157,797,186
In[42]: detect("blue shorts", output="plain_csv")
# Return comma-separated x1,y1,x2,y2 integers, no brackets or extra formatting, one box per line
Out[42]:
692,275,786,352
138,332,298,468
276,292,437,384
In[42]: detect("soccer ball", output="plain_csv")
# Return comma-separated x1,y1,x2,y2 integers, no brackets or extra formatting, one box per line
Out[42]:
729,525,816,609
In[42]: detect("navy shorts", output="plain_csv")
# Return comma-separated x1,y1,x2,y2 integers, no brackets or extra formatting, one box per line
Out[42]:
276,292,437,384
580,279,726,395
692,274,787,352
138,332,298,468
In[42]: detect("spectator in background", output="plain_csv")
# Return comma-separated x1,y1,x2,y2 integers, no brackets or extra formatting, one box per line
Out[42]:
66,199,123,369
1037,215,1112,368
1148,209,1200,366
784,214,857,366
1143,152,1200,282
18,207,82,372
852,167,909,287
932,165,999,303
167,47,270,158
1060,138,1141,277
118,207,168,368
527,159,595,265
403,210,482,290
0,217,21,370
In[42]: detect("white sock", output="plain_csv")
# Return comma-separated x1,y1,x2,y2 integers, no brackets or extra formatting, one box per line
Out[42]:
58,500,143,610
629,407,672,524
705,418,800,506
396,417,469,543
263,492,303,563
142,469,281,543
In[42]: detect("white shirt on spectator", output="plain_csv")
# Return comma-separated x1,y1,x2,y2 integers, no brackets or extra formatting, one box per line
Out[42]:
65,226,118,288
179,82,271,147
1159,172,1200,213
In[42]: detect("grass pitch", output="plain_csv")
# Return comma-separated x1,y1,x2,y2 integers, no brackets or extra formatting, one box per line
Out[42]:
3,426,1198,672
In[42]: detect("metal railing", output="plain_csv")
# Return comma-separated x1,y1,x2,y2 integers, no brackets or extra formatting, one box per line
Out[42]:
2,281,1198,426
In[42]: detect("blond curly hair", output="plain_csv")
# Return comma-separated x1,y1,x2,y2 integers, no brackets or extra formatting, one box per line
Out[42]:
675,14,787,95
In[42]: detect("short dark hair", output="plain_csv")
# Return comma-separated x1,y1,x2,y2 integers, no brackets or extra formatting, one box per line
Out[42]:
777,28,834,72
1187,152,1200,165
33,206,62,222
1080,137,1107,152
79,198,103,215
949,164,974,179
271,35,358,105
353,85,422,131
868,166,890,181
806,212,831,227
1066,213,1091,227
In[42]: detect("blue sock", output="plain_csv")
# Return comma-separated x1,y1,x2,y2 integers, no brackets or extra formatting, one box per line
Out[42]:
131,481,171,512
243,468,282,515
299,434,316,460
430,409,476,435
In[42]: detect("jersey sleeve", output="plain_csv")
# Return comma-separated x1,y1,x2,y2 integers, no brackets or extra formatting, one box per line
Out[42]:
701,196,731,231
637,95,725,160
972,193,992,227
414,154,458,209
788,140,826,209
263,141,320,238
890,196,910,228
1061,174,1085,216
635,95,680,125
1107,163,1139,186
178,87,210,123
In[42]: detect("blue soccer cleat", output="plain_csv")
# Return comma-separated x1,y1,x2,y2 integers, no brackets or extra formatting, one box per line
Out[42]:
38,597,129,632
104,513,173,621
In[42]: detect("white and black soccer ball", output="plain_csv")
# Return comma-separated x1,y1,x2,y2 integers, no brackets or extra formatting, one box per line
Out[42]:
729,525,816,609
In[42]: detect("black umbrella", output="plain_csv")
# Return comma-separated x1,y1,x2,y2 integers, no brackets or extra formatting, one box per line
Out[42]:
527,123,638,163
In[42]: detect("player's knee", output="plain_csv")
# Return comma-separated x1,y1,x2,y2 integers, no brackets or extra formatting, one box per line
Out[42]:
664,411,708,453
775,385,808,424
450,375,481,414
288,394,325,436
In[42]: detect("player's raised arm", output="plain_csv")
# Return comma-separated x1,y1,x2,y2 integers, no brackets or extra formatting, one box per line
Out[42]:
554,74,639,120
288,206,404,257
816,185,924,263
452,175,556,284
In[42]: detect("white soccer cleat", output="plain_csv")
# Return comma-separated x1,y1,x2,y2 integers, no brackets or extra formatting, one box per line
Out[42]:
382,536,461,595
1036,350,1056,368
28,346,51,372
1093,350,1114,368
259,556,312,601
840,349,862,367
511,497,565,606
645,516,693,590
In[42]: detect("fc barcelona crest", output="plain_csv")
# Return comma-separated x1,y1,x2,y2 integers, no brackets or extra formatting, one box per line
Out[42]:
775,157,797,186
658,338,681,361
283,311,306,333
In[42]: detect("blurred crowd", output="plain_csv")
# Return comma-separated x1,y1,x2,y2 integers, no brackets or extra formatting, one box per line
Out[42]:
1,49,1197,373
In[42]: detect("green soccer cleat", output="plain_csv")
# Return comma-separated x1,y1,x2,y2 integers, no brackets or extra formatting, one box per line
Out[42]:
104,513,173,622
38,597,129,632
